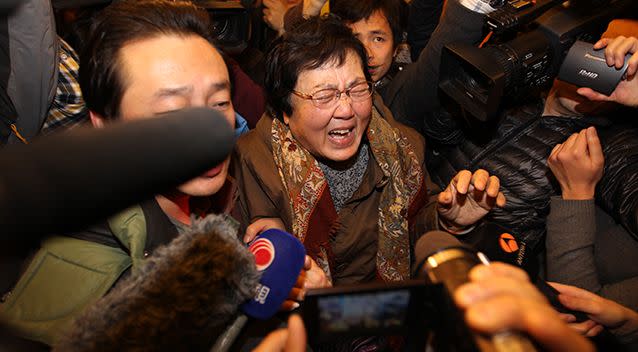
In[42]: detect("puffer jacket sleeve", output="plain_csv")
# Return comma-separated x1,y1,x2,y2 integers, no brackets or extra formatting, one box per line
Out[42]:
597,123,638,241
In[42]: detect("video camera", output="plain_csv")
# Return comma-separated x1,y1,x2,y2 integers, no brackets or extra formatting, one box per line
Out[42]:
193,1,252,55
301,280,477,351
439,0,637,122
52,1,254,55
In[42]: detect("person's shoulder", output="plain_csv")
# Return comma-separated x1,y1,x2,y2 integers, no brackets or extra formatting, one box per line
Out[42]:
236,114,273,151
234,113,278,172
373,94,426,159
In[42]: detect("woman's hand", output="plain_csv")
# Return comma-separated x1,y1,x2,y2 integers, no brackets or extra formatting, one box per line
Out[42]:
576,36,638,108
281,255,331,311
244,217,285,243
302,255,331,289
281,272,305,311
437,169,506,232
547,127,604,200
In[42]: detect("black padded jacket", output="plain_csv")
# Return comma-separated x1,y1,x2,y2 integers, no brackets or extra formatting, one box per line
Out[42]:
428,105,638,254
412,0,638,261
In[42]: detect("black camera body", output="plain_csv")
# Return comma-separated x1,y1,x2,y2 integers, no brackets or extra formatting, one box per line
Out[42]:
439,0,636,122
302,280,478,351
194,0,252,55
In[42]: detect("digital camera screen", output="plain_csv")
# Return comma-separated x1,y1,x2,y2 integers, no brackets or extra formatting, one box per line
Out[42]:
302,280,435,344
317,289,411,334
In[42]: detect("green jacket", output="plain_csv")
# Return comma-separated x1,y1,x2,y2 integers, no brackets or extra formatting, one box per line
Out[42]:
0,205,148,346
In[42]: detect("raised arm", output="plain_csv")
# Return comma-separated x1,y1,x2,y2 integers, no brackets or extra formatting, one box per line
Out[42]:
384,0,488,141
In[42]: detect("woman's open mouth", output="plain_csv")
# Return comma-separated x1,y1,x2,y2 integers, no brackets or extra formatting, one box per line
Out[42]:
328,127,355,146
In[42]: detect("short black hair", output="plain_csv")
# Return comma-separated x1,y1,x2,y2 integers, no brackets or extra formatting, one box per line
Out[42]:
79,0,216,119
331,0,407,49
264,15,371,120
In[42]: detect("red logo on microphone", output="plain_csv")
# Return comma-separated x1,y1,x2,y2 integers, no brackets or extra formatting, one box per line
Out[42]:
249,238,275,271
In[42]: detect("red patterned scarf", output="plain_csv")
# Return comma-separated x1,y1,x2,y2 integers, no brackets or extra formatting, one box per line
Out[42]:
271,107,424,281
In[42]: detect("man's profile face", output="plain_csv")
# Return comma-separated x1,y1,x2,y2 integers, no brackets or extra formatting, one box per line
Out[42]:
115,34,235,197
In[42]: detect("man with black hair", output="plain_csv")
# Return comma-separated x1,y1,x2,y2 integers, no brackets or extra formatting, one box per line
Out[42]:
0,0,245,347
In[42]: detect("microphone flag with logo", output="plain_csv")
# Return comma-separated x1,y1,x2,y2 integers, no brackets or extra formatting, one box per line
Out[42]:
241,229,306,320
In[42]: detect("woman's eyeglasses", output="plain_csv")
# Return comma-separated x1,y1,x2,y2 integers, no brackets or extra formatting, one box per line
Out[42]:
291,81,374,109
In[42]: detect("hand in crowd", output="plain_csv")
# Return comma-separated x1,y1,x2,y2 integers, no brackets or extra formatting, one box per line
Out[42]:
454,262,595,352
281,255,331,312
263,0,300,35
577,36,638,108
547,126,604,200
253,314,307,352
302,0,327,18
437,169,506,231
302,255,331,290
244,217,286,243
550,282,638,343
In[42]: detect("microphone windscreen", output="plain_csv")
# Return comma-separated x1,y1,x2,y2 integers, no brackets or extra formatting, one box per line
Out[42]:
0,107,234,243
414,231,465,269
54,214,259,352
241,229,306,320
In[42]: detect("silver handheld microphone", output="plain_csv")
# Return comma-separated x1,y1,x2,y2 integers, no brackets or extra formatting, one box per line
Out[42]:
414,231,537,352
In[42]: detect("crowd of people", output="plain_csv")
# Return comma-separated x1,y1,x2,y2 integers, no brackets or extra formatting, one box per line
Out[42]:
1,0,637,351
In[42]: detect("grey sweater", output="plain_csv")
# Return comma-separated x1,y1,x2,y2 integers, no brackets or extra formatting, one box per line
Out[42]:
546,197,638,311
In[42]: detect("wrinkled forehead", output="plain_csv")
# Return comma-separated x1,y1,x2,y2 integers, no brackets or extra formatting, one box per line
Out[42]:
117,33,227,89
295,50,367,87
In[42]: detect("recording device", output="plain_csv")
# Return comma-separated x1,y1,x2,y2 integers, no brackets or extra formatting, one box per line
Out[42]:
300,231,589,350
485,0,564,34
413,231,538,351
300,231,538,351
439,0,637,121
558,40,631,95
195,0,251,55
213,229,306,352
302,280,435,351
53,214,261,352
241,229,306,319
54,225,305,352
0,107,235,245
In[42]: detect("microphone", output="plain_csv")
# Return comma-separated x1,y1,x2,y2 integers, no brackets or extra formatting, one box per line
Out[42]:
413,231,538,352
212,229,306,351
241,229,306,319
0,107,235,246
53,214,261,352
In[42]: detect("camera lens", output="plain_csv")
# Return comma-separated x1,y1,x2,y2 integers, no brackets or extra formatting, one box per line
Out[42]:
458,68,489,98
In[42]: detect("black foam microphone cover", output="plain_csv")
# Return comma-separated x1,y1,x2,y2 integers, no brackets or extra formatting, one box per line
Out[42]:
0,107,235,244
53,215,260,352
